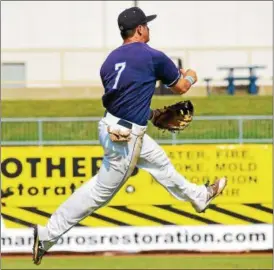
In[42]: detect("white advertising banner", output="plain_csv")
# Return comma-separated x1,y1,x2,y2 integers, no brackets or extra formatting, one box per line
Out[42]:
1,224,273,253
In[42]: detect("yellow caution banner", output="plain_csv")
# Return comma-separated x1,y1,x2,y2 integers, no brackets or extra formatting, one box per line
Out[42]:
2,203,273,228
1,145,272,207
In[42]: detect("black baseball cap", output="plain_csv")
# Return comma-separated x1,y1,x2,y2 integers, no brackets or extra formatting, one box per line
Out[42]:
118,7,157,31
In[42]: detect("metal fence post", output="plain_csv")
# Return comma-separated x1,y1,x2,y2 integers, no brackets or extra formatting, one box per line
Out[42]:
38,120,43,146
238,118,243,144
172,132,177,145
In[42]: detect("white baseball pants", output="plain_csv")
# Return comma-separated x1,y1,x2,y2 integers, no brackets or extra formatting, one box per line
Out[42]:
38,112,207,250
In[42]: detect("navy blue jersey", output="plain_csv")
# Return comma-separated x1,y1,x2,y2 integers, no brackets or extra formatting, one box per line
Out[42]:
100,42,180,126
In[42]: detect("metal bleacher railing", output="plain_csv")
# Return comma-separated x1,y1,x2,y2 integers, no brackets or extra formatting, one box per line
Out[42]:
1,115,273,146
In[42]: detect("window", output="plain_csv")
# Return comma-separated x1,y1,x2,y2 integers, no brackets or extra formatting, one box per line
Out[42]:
1,63,26,88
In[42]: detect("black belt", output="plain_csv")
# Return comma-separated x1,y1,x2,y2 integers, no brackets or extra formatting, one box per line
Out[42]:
117,119,132,129
104,111,133,129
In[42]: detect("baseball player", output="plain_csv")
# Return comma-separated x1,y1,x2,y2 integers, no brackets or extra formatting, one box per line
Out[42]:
33,7,227,265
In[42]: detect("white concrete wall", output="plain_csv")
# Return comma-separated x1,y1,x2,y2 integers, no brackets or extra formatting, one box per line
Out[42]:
1,1,273,87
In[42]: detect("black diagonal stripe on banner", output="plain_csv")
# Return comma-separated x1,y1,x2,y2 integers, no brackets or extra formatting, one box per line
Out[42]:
20,207,86,227
1,213,34,227
208,205,265,224
91,212,131,226
20,207,51,218
155,205,220,225
111,206,176,225
243,203,273,214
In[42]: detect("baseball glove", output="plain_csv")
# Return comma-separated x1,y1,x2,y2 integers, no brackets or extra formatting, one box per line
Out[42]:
150,100,194,132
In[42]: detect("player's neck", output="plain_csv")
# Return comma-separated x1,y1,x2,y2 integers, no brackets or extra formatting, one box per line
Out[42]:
123,37,146,45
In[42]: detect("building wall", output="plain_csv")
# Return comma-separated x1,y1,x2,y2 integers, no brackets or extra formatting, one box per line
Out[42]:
1,1,273,87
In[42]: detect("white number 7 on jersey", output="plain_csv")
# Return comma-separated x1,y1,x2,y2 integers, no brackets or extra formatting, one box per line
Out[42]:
113,62,126,89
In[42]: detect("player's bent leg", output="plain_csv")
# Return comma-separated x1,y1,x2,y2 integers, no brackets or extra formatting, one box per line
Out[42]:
137,134,227,213
33,120,145,264
34,166,126,264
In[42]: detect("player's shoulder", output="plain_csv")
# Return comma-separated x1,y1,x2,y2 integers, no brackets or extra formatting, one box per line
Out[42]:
100,47,122,69
143,44,168,64
142,43,164,56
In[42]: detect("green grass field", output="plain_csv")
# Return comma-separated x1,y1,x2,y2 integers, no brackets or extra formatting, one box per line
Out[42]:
2,96,272,117
2,254,272,269
2,96,272,142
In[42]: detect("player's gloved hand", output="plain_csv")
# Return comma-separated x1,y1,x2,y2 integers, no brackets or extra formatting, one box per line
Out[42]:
150,100,194,132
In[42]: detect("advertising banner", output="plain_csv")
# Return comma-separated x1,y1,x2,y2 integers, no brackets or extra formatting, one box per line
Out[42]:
1,224,272,253
1,145,272,207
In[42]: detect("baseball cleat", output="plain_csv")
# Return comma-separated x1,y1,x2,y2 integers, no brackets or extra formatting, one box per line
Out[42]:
32,225,46,265
193,177,227,213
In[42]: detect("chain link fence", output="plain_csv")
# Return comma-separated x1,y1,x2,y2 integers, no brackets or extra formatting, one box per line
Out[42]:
1,115,273,146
